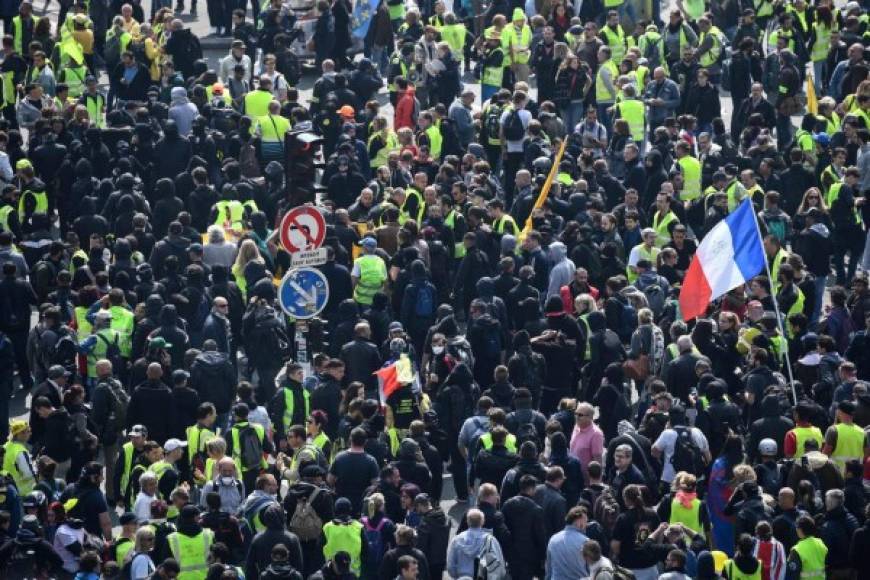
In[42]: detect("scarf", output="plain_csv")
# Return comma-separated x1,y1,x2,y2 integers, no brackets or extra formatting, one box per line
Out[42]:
675,490,697,509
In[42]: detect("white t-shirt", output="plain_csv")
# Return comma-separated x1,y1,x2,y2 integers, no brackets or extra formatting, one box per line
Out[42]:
133,491,156,523
53,524,85,573
653,427,709,483
500,108,533,153
130,553,156,580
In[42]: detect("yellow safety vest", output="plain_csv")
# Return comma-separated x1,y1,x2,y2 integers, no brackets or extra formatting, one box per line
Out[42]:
678,156,702,201
811,23,832,63
424,124,442,160
791,425,823,458
2,441,34,494
167,529,214,580
596,60,618,104
770,248,789,295
114,537,134,563
724,559,762,580
791,536,827,579
699,26,724,67
282,386,311,429
185,425,216,464
62,65,87,99
505,24,532,64
17,189,48,220
831,422,865,473
214,200,245,230
481,48,505,87
353,254,387,305
616,99,645,142
244,90,272,119
81,93,105,128
311,432,330,452
400,187,425,226
0,205,13,232
119,441,136,499
600,24,627,64
441,24,467,60
670,497,705,538
367,130,398,170
12,15,37,54
109,305,134,358
826,182,862,225
258,113,290,142
73,306,92,339
652,211,678,248
479,431,517,453
493,214,518,235
323,520,364,574
444,209,466,258
230,422,266,471
627,244,660,282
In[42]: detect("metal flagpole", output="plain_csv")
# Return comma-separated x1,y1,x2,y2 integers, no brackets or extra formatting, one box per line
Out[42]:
749,201,799,404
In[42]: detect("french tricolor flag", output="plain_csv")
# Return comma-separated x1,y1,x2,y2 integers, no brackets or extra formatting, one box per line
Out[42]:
680,199,766,320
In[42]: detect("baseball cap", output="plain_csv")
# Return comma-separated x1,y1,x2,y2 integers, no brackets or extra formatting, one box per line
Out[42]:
129,424,148,437
360,237,377,250
172,369,190,384
164,438,187,453
187,242,203,254
389,321,404,332
149,336,172,350
641,227,656,237
337,105,356,119
48,365,71,379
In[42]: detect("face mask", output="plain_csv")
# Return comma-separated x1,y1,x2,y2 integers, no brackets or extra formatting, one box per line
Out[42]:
432,346,445,355
220,476,234,486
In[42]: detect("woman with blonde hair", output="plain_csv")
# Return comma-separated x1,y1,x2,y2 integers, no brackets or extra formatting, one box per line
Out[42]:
361,492,396,578
232,238,265,298
126,526,156,579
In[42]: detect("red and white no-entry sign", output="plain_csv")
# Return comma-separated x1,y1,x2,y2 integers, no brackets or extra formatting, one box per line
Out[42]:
280,206,326,253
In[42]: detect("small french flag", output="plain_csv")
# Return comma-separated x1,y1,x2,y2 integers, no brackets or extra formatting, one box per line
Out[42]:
680,199,766,321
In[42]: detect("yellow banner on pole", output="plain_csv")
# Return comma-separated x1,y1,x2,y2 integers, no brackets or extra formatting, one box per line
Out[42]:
517,138,568,244
807,72,818,115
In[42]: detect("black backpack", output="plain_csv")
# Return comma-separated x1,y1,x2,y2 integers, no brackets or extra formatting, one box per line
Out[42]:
670,426,705,476
97,331,125,376
249,305,291,362
503,109,525,141
42,327,78,372
237,424,264,471
483,104,502,142
30,260,57,302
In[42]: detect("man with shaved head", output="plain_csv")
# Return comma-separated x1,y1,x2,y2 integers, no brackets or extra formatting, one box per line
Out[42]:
127,361,175,444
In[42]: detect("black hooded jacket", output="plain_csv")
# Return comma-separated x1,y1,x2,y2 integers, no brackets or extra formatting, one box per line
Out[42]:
245,505,304,580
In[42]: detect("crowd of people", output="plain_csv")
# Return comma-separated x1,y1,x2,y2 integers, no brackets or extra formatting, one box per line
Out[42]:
1,0,870,578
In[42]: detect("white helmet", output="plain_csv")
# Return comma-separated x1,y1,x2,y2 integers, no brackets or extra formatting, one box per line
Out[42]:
758,438,778,456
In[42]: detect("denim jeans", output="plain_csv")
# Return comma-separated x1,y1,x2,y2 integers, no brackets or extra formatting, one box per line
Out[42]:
560,101,585,134
597,103,614,135
813,60,826,97
371,45,389,76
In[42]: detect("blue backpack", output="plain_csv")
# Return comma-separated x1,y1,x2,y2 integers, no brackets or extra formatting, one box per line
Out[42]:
415,283,436,317
362,516,388,569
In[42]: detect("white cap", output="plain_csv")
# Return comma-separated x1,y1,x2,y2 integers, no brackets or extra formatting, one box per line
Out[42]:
164,438,187,453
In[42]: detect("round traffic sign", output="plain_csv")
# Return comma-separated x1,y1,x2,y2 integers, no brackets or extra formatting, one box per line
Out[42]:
280,206,326,253
278,267,330,319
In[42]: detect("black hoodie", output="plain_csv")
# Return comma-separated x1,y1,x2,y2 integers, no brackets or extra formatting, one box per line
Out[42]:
245,505,305,580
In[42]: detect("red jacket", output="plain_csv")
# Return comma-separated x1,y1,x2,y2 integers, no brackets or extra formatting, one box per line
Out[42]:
394,88,418,130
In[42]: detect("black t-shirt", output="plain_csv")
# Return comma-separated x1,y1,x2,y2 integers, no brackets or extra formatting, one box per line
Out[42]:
612,508,661,569
328,450,379,514
66,485,109,537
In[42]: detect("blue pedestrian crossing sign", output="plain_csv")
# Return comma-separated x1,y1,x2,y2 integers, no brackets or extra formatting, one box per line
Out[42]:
278,267,330,319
